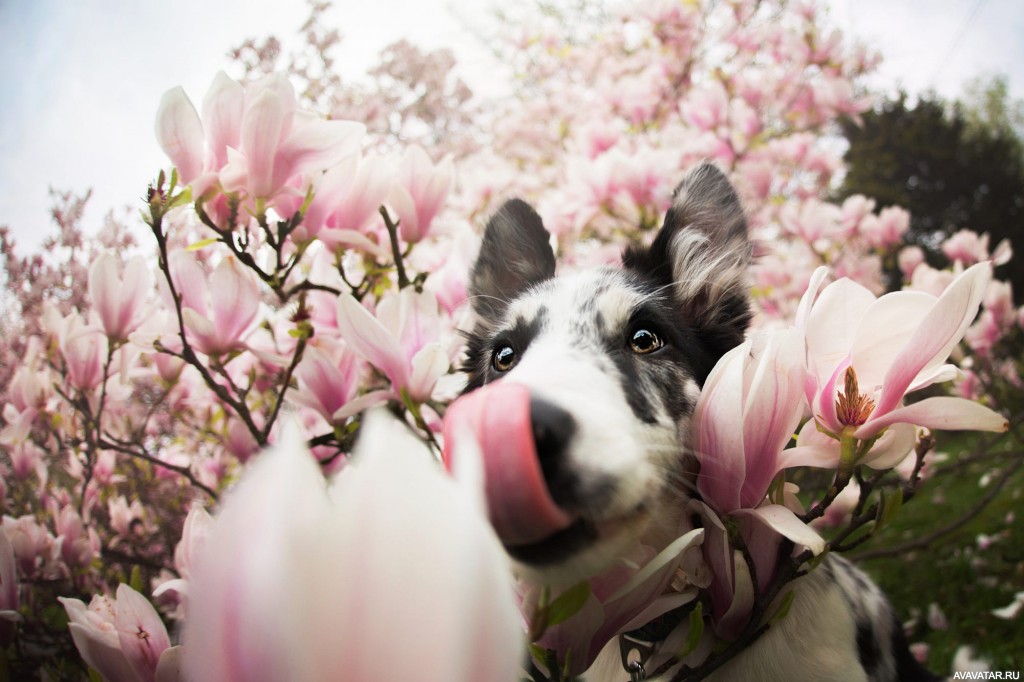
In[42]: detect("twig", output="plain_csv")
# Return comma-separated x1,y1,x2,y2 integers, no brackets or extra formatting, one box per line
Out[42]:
850,455,1023,562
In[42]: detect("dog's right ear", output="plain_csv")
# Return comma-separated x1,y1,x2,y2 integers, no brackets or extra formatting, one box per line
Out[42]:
623,162,753,360
469,199,556,323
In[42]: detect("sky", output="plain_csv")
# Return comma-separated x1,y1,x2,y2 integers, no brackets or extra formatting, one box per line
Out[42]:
1,0,1022,254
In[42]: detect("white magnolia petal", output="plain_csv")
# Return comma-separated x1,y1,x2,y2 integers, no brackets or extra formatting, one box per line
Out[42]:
849,290,935,392
607,528,704,603
859,397,1008,438
861,422,917,470
734,504,826,555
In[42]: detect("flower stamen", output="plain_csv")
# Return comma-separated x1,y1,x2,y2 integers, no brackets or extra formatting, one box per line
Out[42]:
835,366,875,427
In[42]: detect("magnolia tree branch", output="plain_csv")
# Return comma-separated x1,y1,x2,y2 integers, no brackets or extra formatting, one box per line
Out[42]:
850,453,1023,562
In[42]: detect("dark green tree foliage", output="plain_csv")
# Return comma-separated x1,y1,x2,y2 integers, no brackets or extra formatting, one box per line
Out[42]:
838,91,1024,296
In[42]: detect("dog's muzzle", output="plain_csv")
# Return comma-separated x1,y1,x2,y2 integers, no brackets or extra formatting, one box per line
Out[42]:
443,382,578,548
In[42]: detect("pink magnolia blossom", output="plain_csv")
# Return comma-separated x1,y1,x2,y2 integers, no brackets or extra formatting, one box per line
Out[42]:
798,263,1008,467
3,515,55,577
942,228,1012,266
219,74,365,201
54,505,100,569
59,314,107,391
335,288,449,403
183,416,521,682
389,145,454,243
157,72,364,204
60,585,179,682
169,252,261,356
300,152,394,246
288,338,389,424
89,253,152,341
690,329,828,638
153,505,213,606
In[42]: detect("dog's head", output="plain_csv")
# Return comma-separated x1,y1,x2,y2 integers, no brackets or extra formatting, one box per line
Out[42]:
448,163,752,581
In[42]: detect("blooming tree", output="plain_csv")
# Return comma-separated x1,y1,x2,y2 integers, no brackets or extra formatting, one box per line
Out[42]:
0,0,1020,679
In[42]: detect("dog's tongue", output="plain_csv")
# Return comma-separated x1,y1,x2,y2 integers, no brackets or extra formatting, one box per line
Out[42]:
443,382,574,546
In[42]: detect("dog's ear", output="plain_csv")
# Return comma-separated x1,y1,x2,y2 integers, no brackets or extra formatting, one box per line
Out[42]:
469,198,556,323
623,162,752,351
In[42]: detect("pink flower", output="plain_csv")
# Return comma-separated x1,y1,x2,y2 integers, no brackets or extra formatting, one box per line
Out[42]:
89,253,152,341
288,338,389,424
798,264,1007,467
54,505,100,569
58,314,107,391
183,416,522,682
335,288,449,403
694,328,808,513
153,505,213,606
60,585,179,682
389,145,454,243
690,329,827,638
942,229,1012,266
169,252,261,356
219,74,365,201
155,86,204,185
300,152,393,246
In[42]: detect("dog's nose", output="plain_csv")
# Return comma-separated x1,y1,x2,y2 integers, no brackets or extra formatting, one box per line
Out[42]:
529,396,576,492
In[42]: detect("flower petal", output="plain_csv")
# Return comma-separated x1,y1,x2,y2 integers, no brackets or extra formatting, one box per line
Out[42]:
733,504,826,555
858,397,1008,439
155,87,203,184
874,262,991,416
335,294,406,389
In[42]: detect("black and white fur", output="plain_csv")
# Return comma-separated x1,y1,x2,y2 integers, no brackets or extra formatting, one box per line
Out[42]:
460,163,940,681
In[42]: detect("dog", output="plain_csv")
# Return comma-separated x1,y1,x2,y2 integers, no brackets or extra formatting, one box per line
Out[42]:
455,163,940,681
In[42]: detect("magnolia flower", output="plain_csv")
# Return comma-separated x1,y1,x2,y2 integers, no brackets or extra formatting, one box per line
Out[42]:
54,505,100,569
219,74,365,201
153,505,213,607
59,313,107,391
797,263,1008,468
156,72,364,204
183,416,522,682
287,338,388,424
300,152,394,246
89,253,152,342
335,288,449,403
389,145,454,243
60,585,179,682
690,329,827,639
169,252,261,356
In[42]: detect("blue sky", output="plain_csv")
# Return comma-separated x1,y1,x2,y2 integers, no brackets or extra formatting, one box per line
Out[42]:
1,0,1022,254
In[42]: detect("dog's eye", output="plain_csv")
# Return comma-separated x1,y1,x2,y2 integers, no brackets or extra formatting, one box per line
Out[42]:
492,344,517,372
629,328,663,355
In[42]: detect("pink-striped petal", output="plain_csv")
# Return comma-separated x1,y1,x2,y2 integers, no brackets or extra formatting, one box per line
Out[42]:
335,294,407,389
210,257,260,349
155,87,204,184
694,343,748,513
202,71,245,170
874,263,990,416
241,89,289,197
733,504,825,555
858,396,1008,439
273,120,365,192
115,584,171,682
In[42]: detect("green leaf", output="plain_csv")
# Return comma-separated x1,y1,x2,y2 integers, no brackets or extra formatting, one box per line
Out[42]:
680,601,704,657
186,237,219,251
875,487,904,530
129,565,144,594
546,581,591,627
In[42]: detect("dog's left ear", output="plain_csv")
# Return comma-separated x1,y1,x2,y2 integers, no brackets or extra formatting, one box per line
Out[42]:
469,198,556,324
623,162,752,352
